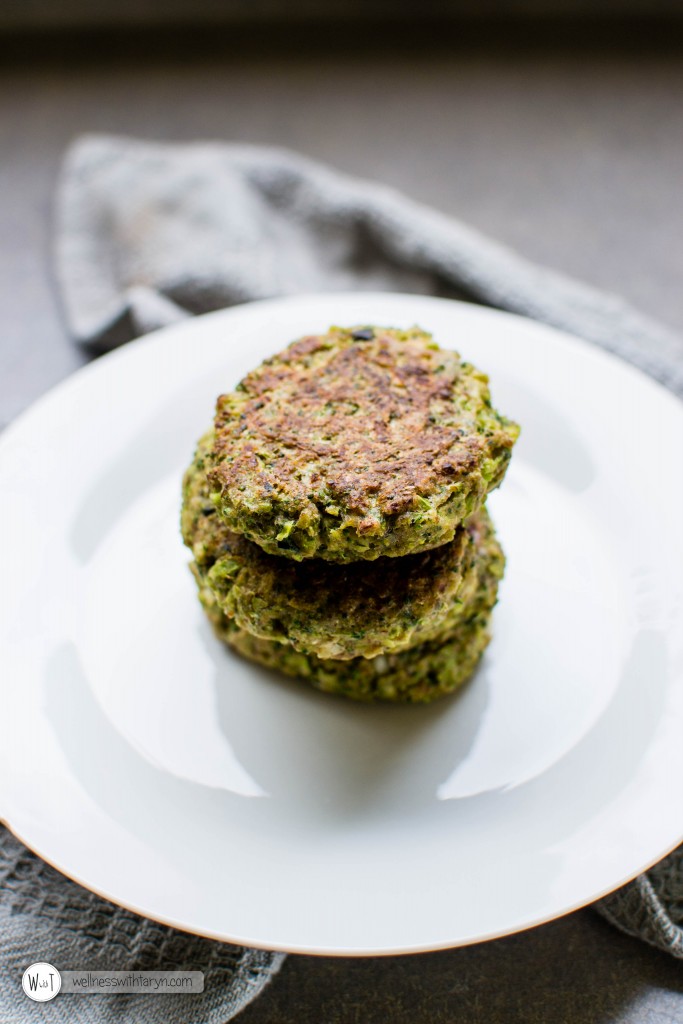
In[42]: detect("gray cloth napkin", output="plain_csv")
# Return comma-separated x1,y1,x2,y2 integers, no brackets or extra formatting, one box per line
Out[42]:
0,830,284,1022
5,135,678,1017
56,135,683,404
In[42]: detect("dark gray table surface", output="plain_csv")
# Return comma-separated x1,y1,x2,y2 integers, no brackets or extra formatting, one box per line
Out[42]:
1,32,682,1023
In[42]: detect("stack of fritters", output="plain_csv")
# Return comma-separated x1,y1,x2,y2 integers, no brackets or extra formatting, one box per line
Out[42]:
181,326,519,703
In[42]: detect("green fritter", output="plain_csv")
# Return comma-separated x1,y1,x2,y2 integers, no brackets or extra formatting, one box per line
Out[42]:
207,325,519,562
195,545,502,704
182,432,499,661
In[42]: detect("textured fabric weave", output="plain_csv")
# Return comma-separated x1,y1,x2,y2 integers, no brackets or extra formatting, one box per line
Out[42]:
0,828,284,1022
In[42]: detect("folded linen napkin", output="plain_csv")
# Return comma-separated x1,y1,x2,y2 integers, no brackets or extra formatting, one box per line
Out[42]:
6,136,680,1022
56,135,683,406
0,829,284,1022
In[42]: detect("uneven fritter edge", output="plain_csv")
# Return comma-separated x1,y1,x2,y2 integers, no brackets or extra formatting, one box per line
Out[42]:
198,550,502,704
182,431,499,660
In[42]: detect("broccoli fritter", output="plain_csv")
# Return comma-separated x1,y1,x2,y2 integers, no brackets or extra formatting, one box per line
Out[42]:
207,325,519,562
195,540,502,704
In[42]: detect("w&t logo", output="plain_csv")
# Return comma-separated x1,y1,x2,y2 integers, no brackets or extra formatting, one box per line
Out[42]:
22,962,62,1002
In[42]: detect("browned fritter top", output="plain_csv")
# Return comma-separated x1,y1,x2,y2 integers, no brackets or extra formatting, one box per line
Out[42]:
209,326,510,524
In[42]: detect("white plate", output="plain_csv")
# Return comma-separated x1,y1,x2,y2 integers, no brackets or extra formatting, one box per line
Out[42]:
1,293,682,956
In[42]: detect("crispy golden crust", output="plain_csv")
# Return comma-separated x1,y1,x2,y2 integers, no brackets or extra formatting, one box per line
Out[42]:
208,325,519,561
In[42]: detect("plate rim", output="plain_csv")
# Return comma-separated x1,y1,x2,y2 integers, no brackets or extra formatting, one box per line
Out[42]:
2,813,682,957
